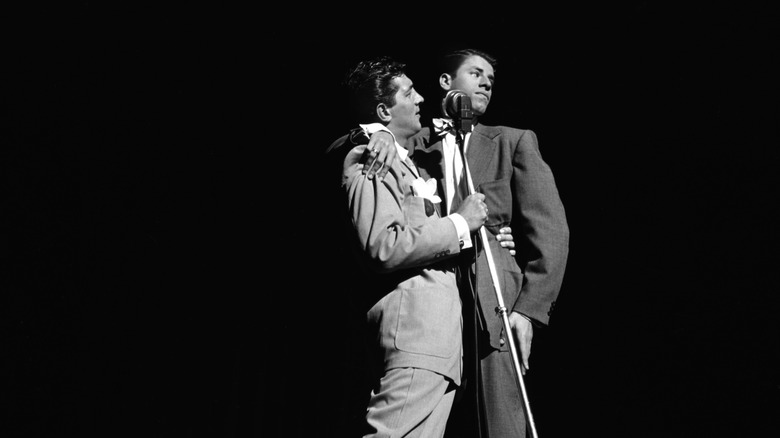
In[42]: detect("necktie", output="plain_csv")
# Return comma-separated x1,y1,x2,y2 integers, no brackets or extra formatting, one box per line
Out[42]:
449,131,469,213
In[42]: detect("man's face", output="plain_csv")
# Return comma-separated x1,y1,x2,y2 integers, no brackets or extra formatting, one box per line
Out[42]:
387,74,425,138
447,55,495,116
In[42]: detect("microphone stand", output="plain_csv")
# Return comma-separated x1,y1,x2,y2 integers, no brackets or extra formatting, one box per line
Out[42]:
449,91,539,438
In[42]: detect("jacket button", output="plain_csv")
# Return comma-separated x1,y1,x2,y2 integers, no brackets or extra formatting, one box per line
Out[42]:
499,338,505,346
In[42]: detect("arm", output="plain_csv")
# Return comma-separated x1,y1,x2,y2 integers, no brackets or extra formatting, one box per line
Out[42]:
326,127,396,176
362,130,396,181
510,129,569,324
344,145,465,273
509,130,570,369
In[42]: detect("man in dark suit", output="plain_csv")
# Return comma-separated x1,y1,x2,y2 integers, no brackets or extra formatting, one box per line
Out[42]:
356,48,570,437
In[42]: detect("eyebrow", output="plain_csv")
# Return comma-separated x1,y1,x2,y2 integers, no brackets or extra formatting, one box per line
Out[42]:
468,66,491,81
473,66,495,80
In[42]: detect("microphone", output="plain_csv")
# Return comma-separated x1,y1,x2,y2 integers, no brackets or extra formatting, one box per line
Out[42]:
441,90,474,133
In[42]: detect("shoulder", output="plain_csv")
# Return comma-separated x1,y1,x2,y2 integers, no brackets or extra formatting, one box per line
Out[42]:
343,144,369,169
341,145,371,187
475,124,535,143
326,129,371,181
326,128,367,156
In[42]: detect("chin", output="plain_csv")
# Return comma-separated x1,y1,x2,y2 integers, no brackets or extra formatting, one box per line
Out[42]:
473,106,487,117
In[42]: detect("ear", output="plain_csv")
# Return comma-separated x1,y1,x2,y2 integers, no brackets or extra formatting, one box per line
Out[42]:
439,73,452,91
376,103,392,122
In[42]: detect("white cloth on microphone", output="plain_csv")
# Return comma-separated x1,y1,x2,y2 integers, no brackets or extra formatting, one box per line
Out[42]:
357,123,471,248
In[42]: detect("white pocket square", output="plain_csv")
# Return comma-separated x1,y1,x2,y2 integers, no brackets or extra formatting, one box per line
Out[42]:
411,177,442,203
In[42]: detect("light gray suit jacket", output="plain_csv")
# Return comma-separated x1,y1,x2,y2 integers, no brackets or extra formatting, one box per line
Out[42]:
342,144,466,384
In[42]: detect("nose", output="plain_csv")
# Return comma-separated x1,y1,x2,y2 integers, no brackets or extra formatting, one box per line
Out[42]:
481,77,492,91
416,92,424,104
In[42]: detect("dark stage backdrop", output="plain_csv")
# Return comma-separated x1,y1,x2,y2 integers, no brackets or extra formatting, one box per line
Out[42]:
3,4,778,438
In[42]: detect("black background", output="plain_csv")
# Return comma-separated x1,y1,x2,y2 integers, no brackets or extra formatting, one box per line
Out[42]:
3,4,779,437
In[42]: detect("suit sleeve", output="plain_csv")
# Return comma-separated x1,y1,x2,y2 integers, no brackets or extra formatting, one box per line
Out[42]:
343,145,462,273
511,129,570,325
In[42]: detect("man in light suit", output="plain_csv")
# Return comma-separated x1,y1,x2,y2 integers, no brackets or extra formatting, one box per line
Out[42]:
358,48,570,437
335,56,490,438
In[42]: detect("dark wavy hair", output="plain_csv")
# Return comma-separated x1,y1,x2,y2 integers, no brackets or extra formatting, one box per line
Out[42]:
438,48,498,78
344,56,407,121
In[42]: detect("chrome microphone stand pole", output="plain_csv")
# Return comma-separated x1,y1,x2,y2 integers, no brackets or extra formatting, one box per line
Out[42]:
447,90,539,438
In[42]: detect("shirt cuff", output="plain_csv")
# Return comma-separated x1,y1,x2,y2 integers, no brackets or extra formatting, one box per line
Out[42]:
447,213,473,249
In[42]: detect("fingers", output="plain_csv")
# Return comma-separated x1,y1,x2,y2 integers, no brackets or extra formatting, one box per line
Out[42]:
363,140,394,181
521,341,531,371
500,239,516,256
515,332,531,373
364,151,381,180
496,228,516,255
377,145,395,181
479,200,488,219
515,334,531,374
467,194,488,216
374,161,385,180
364,145,387,180
510,313,533,372
370,148,388,180
375,149,389,181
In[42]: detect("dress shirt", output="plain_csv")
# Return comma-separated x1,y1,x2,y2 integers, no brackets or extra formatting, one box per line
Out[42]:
433,118,474,215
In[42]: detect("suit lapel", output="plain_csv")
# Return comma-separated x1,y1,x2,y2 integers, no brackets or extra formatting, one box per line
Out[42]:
466,124,496,191
411,127,446,216
401,156,420,179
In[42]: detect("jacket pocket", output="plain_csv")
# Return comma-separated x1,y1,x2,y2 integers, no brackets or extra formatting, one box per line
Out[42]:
394,275,460,358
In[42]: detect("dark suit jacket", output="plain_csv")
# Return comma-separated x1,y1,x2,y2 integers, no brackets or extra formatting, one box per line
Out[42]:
410,123,569,349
